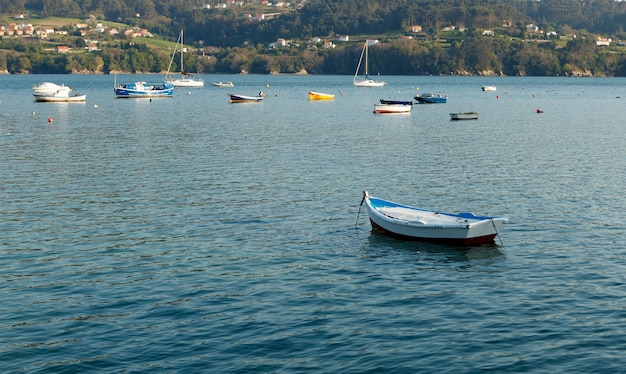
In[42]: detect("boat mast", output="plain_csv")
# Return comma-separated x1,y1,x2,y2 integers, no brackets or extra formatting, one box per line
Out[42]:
165,30,183,81
364,41,369,77
180,30,184,76
354,42,367,82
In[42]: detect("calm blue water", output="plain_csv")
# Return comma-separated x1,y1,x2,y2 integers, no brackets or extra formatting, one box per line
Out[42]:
2,74,626,372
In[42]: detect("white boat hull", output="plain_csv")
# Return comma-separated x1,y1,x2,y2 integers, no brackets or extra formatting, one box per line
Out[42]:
363,192,508,245
212,82,234,87
373,104,411,114
170,78,204,87
354,79,387,87
450,112,478,120
34,94,86,102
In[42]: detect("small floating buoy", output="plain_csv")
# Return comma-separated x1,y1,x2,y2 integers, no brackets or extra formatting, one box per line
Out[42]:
31,111,35,115
275,93,278,97
496,95,499,98
48,117,53,123
93,104,98,108
536,109,543,113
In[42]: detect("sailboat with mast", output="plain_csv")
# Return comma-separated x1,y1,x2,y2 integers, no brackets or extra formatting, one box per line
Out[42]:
353,40,387,87
165,30,204,88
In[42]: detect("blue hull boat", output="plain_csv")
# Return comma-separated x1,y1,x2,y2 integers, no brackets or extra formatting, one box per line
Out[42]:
380,99,413,105
415,92,447,104
114,81,175,98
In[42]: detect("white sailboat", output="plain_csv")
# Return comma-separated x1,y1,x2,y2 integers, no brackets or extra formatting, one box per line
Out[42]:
353,40,386,87
165,30,204,88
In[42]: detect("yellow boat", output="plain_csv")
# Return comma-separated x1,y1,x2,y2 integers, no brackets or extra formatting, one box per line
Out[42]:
308,91,335,100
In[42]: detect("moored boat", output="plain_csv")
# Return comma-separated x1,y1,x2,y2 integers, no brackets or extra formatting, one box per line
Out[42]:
354,40,386,87
164,30,204,87
34,92,86,103
114,81,175,98
354,78,386,87
32,82,71,95
415,92,448,104
380,99,413,105
212,81,234,87
229,92,265,103
308,91,335,100
482,85,497,91
373,103,412,114
166,74,204,88
450,112,478,120
361,191,508,245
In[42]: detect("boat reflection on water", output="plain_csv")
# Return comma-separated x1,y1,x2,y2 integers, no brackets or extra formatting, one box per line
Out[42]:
362,232,505,264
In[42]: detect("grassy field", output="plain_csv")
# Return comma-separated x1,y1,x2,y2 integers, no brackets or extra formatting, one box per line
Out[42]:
0,14,182,52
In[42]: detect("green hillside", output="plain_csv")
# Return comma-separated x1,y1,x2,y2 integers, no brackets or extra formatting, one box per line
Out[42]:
2,0,626,75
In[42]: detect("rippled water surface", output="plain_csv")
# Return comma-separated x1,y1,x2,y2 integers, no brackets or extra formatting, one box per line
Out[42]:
2,74,626,372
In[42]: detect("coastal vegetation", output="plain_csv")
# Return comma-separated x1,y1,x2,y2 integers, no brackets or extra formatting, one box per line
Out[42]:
2,0,626,76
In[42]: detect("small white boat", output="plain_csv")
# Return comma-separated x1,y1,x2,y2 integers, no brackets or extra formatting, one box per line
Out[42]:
450,112,478,120
482,85,497,91
34,92,86,103
361,191,508,245
373,103,412,114
229,93,265,103
212,81,234,88
33,82,71,95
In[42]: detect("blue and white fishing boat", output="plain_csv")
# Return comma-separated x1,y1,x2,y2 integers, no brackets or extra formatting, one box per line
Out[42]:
114,79,175,98
361,191,508,245
415,92,448,104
